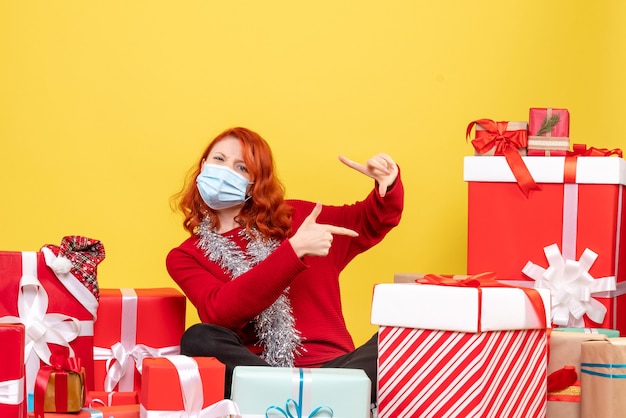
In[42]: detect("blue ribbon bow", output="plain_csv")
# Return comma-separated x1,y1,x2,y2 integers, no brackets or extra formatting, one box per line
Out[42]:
265,369,334,418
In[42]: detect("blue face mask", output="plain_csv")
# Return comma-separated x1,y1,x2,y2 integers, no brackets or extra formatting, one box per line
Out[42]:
196,164,251,210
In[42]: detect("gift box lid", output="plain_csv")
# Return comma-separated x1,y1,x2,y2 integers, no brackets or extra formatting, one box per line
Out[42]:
463,156,626,185
370,283,551,332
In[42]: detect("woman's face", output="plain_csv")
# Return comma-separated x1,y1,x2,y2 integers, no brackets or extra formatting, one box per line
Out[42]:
204,135,251,181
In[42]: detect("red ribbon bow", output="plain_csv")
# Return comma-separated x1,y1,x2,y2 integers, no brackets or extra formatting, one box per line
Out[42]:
466,119,540,197
547,365,578,393
567,143,623,158
34,353,86,418
563,144,624,183
417,272,547,332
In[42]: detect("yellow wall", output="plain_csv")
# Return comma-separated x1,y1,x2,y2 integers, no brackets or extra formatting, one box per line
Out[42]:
2,1,625,346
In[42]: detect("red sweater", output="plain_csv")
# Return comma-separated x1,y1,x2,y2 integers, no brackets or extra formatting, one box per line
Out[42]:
166,175,404,367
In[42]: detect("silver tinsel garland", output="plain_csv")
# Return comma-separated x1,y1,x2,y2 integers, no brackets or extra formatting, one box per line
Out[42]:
196,219,303,367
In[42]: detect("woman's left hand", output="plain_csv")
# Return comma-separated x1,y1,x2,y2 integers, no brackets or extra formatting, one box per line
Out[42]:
338,153,399,197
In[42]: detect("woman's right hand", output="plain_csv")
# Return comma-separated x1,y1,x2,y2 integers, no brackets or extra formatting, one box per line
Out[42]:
288,202,358,258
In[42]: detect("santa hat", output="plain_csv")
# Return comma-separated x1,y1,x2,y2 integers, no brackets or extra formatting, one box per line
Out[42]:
44,235,106,300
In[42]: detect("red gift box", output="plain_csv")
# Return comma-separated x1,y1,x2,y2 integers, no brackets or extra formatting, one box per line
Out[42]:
87,391,138,407
529,107,570,139
28,404,139,418
465,155,626,333
0,237,104,397
0,323,27,418
92,288,186,393
140,356,237,416
528,107,571,155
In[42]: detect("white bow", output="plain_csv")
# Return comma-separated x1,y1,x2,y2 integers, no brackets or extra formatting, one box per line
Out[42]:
94,342,180,392
523,243,616,327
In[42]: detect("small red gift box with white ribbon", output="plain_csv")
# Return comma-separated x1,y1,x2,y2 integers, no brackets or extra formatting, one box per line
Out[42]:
140,356,238,417
92,288,186,394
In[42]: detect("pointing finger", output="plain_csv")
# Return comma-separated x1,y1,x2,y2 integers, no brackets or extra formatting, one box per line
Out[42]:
338,155,367,175
326,225,359,237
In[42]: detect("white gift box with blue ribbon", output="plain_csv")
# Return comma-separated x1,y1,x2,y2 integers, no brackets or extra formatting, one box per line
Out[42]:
231,366,370,418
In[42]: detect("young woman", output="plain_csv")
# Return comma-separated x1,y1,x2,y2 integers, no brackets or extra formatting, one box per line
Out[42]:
166,127,404,403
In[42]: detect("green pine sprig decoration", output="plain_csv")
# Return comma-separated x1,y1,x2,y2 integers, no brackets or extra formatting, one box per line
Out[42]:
536,113,561,136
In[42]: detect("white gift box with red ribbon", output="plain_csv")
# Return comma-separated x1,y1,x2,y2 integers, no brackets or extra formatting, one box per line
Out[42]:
371,282,551,418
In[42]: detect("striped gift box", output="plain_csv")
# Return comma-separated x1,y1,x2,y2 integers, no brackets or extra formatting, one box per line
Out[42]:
371,282,551,418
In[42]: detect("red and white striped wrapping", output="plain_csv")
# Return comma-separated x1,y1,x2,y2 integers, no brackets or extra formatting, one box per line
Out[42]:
372,283,551,418
378,327,546,417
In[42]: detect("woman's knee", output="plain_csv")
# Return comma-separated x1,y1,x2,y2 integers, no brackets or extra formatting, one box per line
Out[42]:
180,323,237,356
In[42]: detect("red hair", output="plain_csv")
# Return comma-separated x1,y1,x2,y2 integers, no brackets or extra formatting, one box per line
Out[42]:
172,127,293,240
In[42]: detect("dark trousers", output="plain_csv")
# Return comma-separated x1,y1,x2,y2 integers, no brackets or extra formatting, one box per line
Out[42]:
180,323,379,403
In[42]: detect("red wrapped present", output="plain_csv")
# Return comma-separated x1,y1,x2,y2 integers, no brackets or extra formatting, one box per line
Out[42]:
28,404,139,418
86,391,138,407
140,356,238,417
92,288,186,393
33,355,85,418
528,107,570,155
466,119,540,196
371,275,551,418
0,323,27,417
0,237,105,399
465,152,626,334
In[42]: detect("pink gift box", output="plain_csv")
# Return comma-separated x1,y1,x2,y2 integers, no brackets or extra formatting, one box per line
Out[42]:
0,323,27,417
92,288,186,393
528,107,570,154
529,107,570,139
